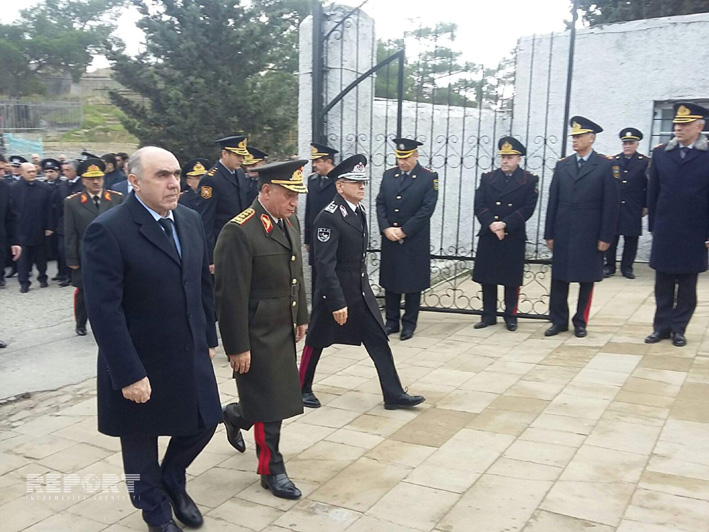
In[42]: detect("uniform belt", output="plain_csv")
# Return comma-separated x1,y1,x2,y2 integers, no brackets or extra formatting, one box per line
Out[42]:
559,202,601,209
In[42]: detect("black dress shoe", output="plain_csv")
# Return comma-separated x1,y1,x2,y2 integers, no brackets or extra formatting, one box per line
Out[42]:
223,409,246,453
148,519,183,532
644,331,670,344
7,271,16,278
544,324,568,336
51,275,62,281
261,473,301,499
384,393,425,410
40,280,48,288
302,391,321,408
20,286,29,293
574,326,587,338
385,325,399,336
505,321,518,332
0,341,7,348
400,329,414,341
672,332,687,347
603,267,615,278
473,321,492,329
162,485,202,528
76,326,87,336
59,279,72,287
621,270,635,279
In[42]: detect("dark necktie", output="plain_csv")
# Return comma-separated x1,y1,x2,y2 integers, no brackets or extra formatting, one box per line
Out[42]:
93,196,100,209
680,146,688,159
157,218,180,259
578,158,586,170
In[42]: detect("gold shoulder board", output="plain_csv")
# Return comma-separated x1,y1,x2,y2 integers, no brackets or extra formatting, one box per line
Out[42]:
232,208,255,225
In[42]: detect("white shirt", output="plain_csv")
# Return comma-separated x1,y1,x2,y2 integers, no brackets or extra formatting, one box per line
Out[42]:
135,194,181,257
345,199,360,214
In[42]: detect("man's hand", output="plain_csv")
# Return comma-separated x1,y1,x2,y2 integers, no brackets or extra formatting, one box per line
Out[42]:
229,351,251,374
69,265,79,270
10,245,21,261
495,229,505,241
295,324,307,343
208,347,216,360
122,377,151,403
333,307,348,326
305,244,310,253
384,227,401,241
642,208,648,217
598,241,611,252
44,230,53,236
394,228,406,239
209,264,215,274
546,239,554,252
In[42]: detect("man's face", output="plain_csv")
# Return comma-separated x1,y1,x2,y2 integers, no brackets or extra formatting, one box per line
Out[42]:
397,152,419,173
116,156,125,169
337,179,366,204
62,163,77,179
83,176,103,195
312,157,333,176
31,154,40,164
11,165,21,176
104,162,115,173
20,163,37,181
571,132,595,154
221,150,244,171
186,174,201,192
500,155,521,174
44,169,59,182
622,140,638,156
674,121,704,145
261,184,299,219
130,149,181,215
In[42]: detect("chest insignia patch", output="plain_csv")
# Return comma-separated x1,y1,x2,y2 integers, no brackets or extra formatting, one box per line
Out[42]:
200,186,213,199
612,166,620,179
317,227,331,242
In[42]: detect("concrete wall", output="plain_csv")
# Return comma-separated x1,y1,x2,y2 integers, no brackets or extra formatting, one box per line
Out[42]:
513,12,709,261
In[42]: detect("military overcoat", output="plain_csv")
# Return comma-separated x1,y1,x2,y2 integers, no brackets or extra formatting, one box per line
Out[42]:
612,152,649,236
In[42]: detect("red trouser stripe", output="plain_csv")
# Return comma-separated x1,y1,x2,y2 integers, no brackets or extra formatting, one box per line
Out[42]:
299,345,314,387
583,286,594,324
254,422,271,475
74,288,79,320
513,287,520,316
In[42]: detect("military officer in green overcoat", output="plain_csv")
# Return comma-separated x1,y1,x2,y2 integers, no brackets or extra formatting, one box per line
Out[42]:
215,159,309,500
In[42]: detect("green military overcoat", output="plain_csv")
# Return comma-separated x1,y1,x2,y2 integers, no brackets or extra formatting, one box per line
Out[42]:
214,199,308,422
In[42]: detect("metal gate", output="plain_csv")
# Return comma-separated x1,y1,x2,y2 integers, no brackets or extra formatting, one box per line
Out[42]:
310,3,576,320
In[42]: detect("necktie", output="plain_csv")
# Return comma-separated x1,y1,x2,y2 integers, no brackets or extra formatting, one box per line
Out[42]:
93,196,100,209
578,158,586,170
157,218,180,259
680,146,688,159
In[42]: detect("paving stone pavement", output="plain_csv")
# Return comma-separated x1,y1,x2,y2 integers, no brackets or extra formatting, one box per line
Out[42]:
2,264,709,531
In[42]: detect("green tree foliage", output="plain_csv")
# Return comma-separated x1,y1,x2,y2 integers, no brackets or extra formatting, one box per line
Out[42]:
374,23,514,109
109,0,310,162
0,0,123,97
577,0,709,26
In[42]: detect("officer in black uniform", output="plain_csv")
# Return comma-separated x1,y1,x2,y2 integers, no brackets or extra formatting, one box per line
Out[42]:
646,103,709,347
179,159,209,210
11,162,54,292
604,128,649,279
304,142,338,296
473,137,539,331
544,116,620,337
376,138,438,340
196,135,251,265
300,154,425,410
7,156,26,181
243,146,268,206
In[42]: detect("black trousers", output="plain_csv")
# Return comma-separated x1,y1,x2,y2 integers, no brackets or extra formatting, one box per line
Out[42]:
57,234,68,280
384,290,421,332
18,244,47,287
605,235,639,273
74,287,87,328
0,246,5,282
311,264,318,300
300,310,405,402
549,279,594,329
480,284,520,325
120,424,216,526
653,271,698,334
223,403,284,475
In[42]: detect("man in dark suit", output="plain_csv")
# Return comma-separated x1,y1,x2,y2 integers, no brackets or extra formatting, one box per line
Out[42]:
544,116,620,337
646,103,709,347
101,153,126,190
0,177,20,347
242,146,267,206
304,142,338,295
215,160,309,500
376,137,438,340
57,160,86,287
82,146,222,532
11,162,54,293
178,159,209,211
473,137,539,331
65,158,124,336
197,135,251,268
42,158,65,282
605,128,650,279
300,154,425,410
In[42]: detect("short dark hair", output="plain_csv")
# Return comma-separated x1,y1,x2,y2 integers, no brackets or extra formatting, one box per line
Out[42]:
101,153,117,166
116,152,129,160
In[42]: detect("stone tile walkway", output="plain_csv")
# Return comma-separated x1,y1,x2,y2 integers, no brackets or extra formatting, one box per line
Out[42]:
2,264,709,531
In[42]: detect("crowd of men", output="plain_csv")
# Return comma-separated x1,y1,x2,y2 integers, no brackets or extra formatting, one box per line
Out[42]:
0,101,707,531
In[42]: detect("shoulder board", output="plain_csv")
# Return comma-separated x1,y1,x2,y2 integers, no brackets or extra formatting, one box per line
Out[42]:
615,155,621,159
232,208,255,225
558,156,569,162
654,143,664,149
387,166,398,171
66,192,81,200
206,167,217,177
423,166,435,173
324,202,337,213
109,190,123,196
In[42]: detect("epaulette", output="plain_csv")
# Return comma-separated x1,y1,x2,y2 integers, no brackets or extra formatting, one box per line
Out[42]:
109,189,123,196
65,192,81,200
558,156,569,162
206,167,217,177
324,202,337,213
232,208,255,225
654,143,664,149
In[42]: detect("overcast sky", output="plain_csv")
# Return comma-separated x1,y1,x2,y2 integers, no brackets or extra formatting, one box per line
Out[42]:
3,0,574,69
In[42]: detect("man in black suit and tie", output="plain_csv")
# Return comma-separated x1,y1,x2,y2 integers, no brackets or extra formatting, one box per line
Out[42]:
82,146,222,532
0,177,20,347
544,116,620,338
